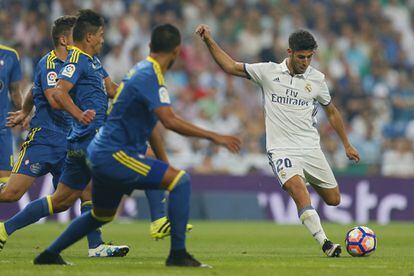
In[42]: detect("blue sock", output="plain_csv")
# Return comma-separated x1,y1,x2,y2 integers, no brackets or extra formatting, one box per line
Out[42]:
81,201,103,249
47,211,107,254
145,190,166,222
167,171,190,251
4,196,52,235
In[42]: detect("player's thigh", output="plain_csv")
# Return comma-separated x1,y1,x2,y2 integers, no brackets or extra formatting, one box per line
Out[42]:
302,148,338,189
283,175,311,210
310,185,341,206
0,173,35,201
267,150,305,187
59,153,91,191
107,150,172,190
91,176,126,214
0,170,11,178
50,154,67,190
13,145,62,180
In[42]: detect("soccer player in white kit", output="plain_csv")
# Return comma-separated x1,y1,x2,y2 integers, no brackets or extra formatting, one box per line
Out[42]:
196,25,360,257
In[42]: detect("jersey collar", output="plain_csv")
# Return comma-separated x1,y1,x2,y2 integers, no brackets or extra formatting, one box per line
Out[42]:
282,58,311,79
146,56,161,69
50,50,65,63
146,56,165,84
67,45,93,60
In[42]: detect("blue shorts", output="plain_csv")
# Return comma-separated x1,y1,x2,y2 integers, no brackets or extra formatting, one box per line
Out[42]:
87,147,169,210
59,137,94,190
0,127,13,171
12,128,67,189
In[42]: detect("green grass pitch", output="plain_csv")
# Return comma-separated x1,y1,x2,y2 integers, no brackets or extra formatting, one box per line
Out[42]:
1,221,413,275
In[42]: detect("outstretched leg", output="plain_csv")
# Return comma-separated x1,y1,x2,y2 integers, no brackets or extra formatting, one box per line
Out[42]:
283,175,341,257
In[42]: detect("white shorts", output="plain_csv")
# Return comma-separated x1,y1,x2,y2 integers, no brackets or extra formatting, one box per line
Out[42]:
267,148,338,189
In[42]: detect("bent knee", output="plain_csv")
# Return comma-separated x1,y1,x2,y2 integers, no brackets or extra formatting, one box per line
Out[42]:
325,195,341,206
51,197,77,213
91,209,116,223
1,189,24,202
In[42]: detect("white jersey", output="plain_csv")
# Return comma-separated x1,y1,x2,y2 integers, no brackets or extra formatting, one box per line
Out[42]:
244,58,331,151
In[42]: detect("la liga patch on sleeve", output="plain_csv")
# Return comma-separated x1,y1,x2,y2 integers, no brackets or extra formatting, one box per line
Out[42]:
158,86,171,104
46,71,57,86
62,64,76,78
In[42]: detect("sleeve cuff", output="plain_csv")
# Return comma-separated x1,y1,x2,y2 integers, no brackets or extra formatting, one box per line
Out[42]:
320,100,331,107
243,63,252,80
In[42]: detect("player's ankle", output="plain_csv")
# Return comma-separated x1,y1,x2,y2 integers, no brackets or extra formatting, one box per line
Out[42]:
170,248,186,257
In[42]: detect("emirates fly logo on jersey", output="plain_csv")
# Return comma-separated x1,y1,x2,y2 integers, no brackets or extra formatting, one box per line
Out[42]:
62,64,76,78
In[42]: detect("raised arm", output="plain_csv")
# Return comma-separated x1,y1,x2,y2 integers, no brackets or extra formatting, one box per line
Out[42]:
45,79,95,125
323,103,360,162
155,106,241,153
196,24,247,78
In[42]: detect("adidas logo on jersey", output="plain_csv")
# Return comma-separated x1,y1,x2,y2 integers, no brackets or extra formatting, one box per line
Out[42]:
273,77,280,82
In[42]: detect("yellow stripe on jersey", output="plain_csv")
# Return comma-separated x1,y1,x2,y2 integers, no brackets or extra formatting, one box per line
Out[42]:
70,50,80,63
46,51,57,69
167,170,185,191
0,44,20,60
107,82,124,115
12,128,41,173
146,56,165,85
68,45,93,60
112,151,150,176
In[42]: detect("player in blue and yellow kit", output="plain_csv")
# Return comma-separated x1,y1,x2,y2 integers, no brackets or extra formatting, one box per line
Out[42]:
0,44,22,186
34,23,241,267
0,16,77,203
0,12,128,257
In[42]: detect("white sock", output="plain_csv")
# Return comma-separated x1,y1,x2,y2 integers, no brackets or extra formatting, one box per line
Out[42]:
299,208,327,245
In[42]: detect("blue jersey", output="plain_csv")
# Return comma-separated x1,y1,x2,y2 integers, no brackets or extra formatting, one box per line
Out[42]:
0,45,22,129
92,57,171,153
58,46,108,142
31,50,71,134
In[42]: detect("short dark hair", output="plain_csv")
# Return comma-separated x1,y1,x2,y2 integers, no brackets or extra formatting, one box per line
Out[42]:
51,15,77,47
150,24,181,53
73,9,104,42
288,30,318,51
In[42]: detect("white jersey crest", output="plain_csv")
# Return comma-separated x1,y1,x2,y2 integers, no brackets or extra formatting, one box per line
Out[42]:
245,59,331,151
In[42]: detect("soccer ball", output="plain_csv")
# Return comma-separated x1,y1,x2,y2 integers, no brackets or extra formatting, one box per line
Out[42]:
345,226,377,257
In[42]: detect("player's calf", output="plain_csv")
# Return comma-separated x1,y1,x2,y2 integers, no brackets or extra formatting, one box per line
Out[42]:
50,186,82,213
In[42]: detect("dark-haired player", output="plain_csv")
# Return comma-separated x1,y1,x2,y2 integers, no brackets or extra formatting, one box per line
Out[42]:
196,25,360,257
34,23,241,267
0,11,128,257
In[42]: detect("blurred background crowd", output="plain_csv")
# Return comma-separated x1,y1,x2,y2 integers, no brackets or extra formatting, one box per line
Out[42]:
1,0,414,178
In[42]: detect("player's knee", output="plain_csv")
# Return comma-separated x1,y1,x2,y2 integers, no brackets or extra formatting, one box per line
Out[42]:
51,197,76,213
1,189,24,202
168,171,190,192
325,194,341,206
91,209,116,223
